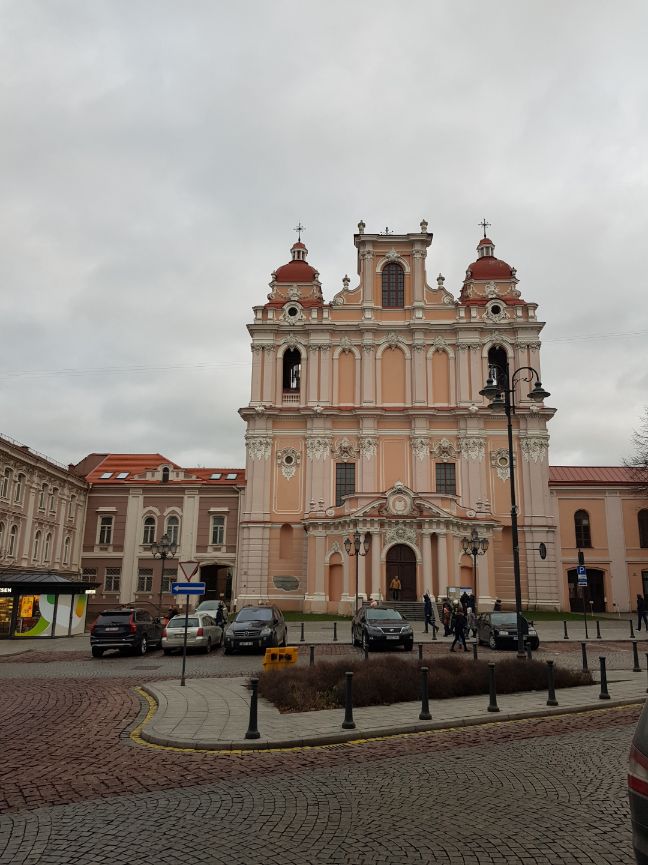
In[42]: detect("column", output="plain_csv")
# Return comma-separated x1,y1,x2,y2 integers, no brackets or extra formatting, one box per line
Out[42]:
250,347,263,402
371,529,382,599
436,531,449,597
319,345,331,404
361,345,375,404
357,548,366,600
421,529,433,594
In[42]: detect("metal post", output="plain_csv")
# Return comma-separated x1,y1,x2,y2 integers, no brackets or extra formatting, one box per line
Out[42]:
245,678,261,739
582,588,589,640
363,642,369,661
633,639,641,673
645,653,648,693
596,619,602,640
546,660,558,706
180,593,190,687
341,671,355,729
563,620,569,640
309,644,315,666
487,662,500,713
432,620,438,641
333,621,338,642
598,657,610,700
418,643,423,661
419,666,431,720
630,619,636,639
526,642,532,661
300,622,304,642
504,385,525,660
581,641,588,672
472,640,478,661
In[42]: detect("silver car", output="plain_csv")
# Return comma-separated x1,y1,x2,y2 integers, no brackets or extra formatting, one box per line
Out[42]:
162,612,223,654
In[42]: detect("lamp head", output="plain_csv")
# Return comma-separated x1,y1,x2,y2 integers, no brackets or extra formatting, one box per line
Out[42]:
344,537,352,555
363,536,370,554
528,381,550,402
479,376,500,401
490,392,506,412
480,537,489,553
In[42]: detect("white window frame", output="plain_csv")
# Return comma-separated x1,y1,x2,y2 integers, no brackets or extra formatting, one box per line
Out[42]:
63,536,70,565
67,494,76,520
43,532,52,562
210,515,226,546
104,567,121,592
98,515,114,545
142,515,156,545
14,474,24,504
165,514,180,545
137,568,153,593
39,484,47,510
1,468,12,500
32,530,41,562
8,525,18,558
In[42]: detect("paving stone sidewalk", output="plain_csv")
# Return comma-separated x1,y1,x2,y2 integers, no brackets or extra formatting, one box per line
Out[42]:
141,668,647,750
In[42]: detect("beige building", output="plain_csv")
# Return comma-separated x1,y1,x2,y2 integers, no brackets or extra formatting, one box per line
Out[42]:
238,223,558,612
76,453,244,618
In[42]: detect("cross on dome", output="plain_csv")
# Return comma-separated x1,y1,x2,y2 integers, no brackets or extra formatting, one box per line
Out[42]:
293,221,305,242
479,218,491,238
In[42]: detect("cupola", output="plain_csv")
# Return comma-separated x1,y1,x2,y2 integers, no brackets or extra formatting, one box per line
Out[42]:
466,236,514,281
273,241,318,283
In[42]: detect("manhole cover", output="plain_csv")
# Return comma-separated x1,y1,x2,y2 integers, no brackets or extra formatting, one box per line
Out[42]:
132,665,162,670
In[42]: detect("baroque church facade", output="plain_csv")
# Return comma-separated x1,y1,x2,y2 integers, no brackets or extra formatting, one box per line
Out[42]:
237,222,558,612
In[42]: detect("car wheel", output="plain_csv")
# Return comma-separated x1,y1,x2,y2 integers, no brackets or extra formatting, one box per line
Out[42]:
203,638,212,654
91,647,104,658
488,635,498,650
362,632,370,653
531,639,540,651
138,636,148,656
163,648,172,655
224,646,232,656
403,641,413,652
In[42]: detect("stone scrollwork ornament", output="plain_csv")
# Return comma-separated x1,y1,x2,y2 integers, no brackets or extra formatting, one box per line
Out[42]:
246,436,272,461
460,437,486,461
410,437,429,462
277,447,301,480
490,448,512,481
339,336,353,353
521,437,549,463
431,438,458,460
306,437,331,461
332,437,359,461
359,436,378,460
385,523,417,546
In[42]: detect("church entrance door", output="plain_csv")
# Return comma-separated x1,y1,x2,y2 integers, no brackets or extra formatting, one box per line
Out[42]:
386,544,417,602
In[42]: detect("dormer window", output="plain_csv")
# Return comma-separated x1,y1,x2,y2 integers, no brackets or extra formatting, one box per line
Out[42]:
162,467,170,483
382,263,404,308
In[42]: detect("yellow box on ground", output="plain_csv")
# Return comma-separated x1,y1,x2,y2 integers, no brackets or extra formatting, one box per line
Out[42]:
263,646,298,668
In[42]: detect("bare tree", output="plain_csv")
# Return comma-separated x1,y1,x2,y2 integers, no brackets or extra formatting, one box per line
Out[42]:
625,408,648,495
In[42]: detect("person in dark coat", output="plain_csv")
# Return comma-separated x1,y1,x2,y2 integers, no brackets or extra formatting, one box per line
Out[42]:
423,592,437,633
460,590,470,610
637,595,648,631
450,607,467,652
442,599,452,636
493,598,502,612
468,593,477,613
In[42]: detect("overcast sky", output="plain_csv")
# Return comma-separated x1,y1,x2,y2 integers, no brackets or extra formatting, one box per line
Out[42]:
1,1,647,471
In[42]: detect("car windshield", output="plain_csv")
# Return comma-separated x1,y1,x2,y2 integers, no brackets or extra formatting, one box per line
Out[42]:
236,608,272,622
491,614,518,627
198,602,219,609
168,617,199,628
96,612,131,625
366,608,403,621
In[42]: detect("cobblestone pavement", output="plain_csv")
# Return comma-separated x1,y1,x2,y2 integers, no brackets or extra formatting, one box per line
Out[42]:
0,651,641,864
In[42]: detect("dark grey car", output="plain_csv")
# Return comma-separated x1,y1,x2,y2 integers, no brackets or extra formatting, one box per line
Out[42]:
351,606,414,652
629,700,648,863
223,605,287,654
476,612,539,650
90,608,163,657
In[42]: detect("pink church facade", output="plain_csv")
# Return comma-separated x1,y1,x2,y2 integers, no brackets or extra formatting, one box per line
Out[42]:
237,222,559,612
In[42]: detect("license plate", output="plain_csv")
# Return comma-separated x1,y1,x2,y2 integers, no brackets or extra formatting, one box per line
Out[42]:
105,627,119,632
386,635,399,640
239,641,253,646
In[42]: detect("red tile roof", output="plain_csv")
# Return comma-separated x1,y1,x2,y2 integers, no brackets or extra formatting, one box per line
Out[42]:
549,466,641,485
81,454,245,485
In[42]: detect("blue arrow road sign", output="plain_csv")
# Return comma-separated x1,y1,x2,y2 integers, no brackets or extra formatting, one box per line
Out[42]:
172,582,206,595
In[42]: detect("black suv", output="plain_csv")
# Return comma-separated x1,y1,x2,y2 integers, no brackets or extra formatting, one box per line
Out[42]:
224,605,287,654
90,608,163,657
351,606,414,652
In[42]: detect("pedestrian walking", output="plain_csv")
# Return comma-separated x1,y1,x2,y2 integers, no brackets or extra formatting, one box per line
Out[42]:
468,592,477,613
450,607,468,652
423,591,438,634
389,575,401,601
442,600,452,636
466,606,478,639
637,594,648,631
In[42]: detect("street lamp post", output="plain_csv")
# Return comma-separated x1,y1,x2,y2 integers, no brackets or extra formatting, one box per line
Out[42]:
151,533,178,616
461,527,489,593
344,528,370,613
479,363,550,658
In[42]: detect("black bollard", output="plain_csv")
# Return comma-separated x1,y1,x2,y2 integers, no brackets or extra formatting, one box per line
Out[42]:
487,662,500,713
633,639,641,673
309,644,315,666
341,671,356,729
418,643,423,661
630,620,636,639
245,678,261,740
364,642,369,661
526,642,533,661
645,654,648,694
300,622,305,642
599,657,610,700
581,641,588,672
563,620,569,640
472,641,478,661
333,621,338,642
596,619,602,640
419,666,431,720
546,660,558,706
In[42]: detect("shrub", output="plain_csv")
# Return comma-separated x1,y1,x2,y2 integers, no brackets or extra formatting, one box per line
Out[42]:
256,656,593,713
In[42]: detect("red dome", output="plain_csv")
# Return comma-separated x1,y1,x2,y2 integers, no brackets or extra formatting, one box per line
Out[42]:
466,257,514,280
274,260,318,283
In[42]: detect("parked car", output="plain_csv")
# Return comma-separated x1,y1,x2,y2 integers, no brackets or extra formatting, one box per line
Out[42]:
90,608,163,657
195,599,228,625
223,605,287,654
162,612,223,654
629,699,648,863
351,606,414,652
476,612,539,650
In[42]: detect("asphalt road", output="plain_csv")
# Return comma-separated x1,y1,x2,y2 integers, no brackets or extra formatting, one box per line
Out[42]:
0,647,640,865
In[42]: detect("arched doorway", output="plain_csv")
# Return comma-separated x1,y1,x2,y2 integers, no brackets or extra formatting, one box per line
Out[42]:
386,544,417,602
567,568,606,613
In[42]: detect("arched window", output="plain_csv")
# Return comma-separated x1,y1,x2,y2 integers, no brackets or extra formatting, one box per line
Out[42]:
63,536,70,565
574,510,591,548
39,483,47,510
143,516,156,545
0,522,5,555
49,487,57,514
487,345,509,386
14,474,24,503
43,532,52,562
8,525,18,558
166,515,180,544
282,349,301,392
381,263,404,308
67,494,76,519
32,530,41,561
1,468,12,499
161,466,170,483
639,509,648,549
